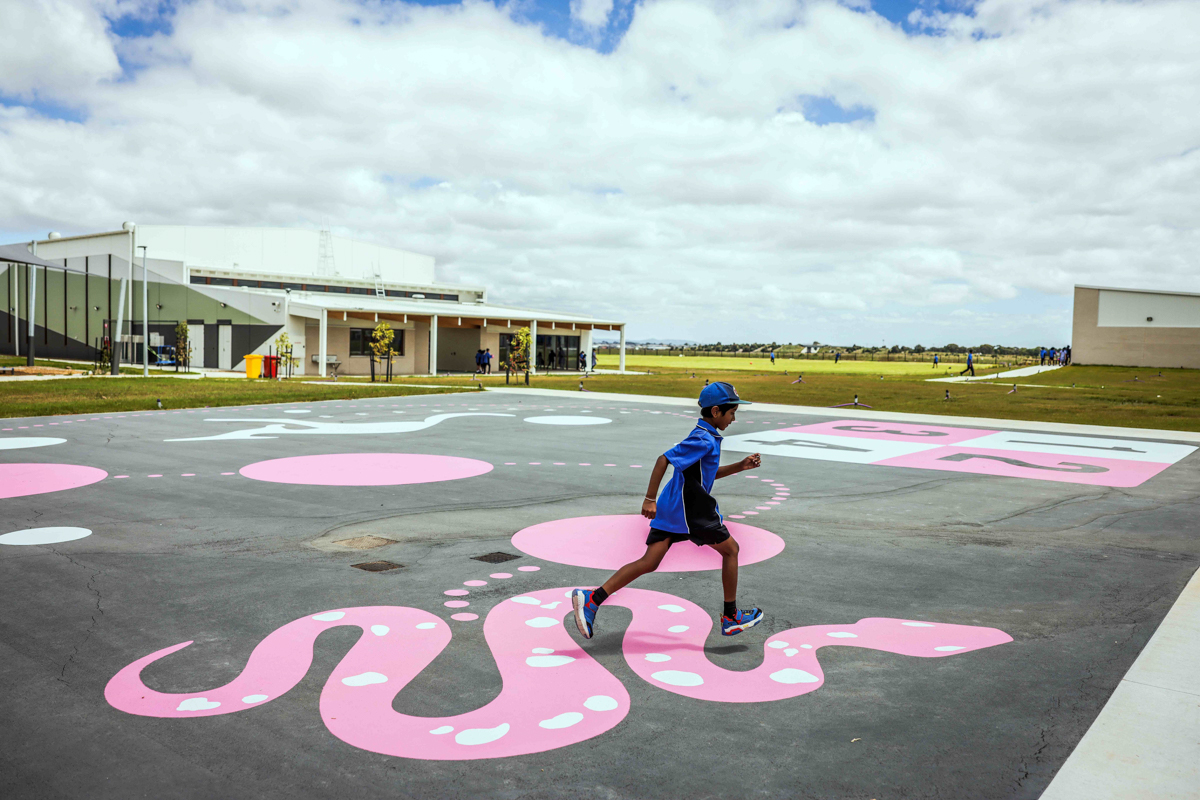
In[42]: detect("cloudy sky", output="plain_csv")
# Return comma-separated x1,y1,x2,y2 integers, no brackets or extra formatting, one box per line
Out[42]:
1,0,1197,347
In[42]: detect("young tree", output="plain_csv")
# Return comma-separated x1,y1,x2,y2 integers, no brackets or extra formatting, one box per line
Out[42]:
174,321,190,372
274,331,298,377
506,326,531,373
369,321,396,382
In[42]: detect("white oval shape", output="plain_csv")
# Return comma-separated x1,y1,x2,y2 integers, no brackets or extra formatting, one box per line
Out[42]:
934,645,964,652
511,596,542,605
415,622,438,630
767,641,789,649
526,655,576,668
283,410,310,414
371,625,389,637
651,670,704,687
525,416,612,426
800,644,813,649
770,668,820,684
539,712,584,729
902,622,936,628
531,647,555,654
430,725,454,735
525,617,558,628
242,694,268,704
540,601,561,609
176,697,220,711
784,648,798,657
667,625,689,633
0,527,92,546
455,723,510,746
826,632,858,638
0,437,66,450
644,653,671,663
584,695,619,711
341,671,388,687
657,604,685,613
312,612,346,622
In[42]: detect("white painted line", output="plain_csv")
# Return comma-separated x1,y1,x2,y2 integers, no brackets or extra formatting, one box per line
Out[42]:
721,429,940,463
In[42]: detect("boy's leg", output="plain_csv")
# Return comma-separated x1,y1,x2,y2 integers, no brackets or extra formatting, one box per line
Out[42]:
709,535,764,636
572,540,671,639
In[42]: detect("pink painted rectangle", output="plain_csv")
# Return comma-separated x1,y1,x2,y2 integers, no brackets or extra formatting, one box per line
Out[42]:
780,419,993,445
876,446,1170,487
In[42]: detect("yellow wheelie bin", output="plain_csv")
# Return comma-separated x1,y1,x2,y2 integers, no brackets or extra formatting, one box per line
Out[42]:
244,354,264,379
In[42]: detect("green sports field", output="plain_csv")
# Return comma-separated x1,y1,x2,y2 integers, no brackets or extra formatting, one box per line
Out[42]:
595,353,1010,376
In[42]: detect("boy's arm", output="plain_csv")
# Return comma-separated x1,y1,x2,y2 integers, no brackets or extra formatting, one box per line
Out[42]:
641,455,670,520
716,453,761,480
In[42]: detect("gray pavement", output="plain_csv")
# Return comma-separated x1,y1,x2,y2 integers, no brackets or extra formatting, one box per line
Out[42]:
2,392,1198,799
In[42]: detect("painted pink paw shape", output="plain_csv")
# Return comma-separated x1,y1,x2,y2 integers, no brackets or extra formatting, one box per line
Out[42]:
606,588,1013,702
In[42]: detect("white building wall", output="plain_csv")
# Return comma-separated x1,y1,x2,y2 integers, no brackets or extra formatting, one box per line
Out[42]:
1097,289,1200,328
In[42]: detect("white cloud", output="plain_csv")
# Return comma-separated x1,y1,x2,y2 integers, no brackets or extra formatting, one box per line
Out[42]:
571,0,615,28
0,0,1197,346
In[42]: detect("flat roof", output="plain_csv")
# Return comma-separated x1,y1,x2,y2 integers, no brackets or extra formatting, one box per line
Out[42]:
286,291,622,327
1077,284,1200,299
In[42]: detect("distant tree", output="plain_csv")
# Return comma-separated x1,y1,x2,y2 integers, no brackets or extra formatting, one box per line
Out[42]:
506,327,531,373
913,344,925,353
978,344,995,354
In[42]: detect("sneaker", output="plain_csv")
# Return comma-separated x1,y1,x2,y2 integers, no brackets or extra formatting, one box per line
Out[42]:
571,588,598,639
721,607,764,636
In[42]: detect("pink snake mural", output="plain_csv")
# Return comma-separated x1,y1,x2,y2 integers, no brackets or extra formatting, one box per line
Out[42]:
106,585,1012,760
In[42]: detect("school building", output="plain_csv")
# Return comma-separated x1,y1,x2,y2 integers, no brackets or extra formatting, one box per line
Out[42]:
1,225,626,376
1072,285,1200,369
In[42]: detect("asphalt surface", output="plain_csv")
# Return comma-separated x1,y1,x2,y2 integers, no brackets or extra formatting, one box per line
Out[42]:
2,391,1198,800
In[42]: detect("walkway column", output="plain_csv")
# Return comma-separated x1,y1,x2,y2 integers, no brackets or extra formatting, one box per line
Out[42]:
319,308,328,378
26,246,37,366
619,325,626,373
111,246,131,375
10,262,17,357
429,315,438,375
529,319,537,375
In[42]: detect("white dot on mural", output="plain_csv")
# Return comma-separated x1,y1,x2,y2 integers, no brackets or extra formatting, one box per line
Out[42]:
430,726,454,735
540,601,561,609
769,668,820,685
767,641,789,649
784,648,798,657
511,596,541,605
657,604,685,613
667,625,689,633
584,695,619,712
341,671,388,686
242,694,268,704
416,622,438,630
644,653,671,663
800,644,813,649
532,647,555,654
283,410,310,414
826,632,857,638
0,437,66,450
524,416,612,426
934,645,965,652
526,655,576,668
903,622,936,627
525,617,558,628
455,723,510,746
176,697,220,711
312,611,345,622
0,527,92,546
518,566,540,572
539,712,584,729
371,625,389,636
652,670,704,687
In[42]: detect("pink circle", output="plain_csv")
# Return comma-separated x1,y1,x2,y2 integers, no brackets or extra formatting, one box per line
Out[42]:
490,572,513,579
239,453,493,486
517,566,541,572
727,514,745,519
451,613,478,621
444,600,470,608
743,511,759,515
444,589,469,596
0,464,108,499
464,580,487,587
512,515,784,572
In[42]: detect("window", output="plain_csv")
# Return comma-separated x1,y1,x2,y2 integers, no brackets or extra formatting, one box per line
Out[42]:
208,277,234,286
348,287,370,295
260,281,281,289
349,328,404,357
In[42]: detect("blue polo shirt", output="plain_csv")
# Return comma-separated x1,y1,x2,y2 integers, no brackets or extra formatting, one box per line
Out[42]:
653,419,724,535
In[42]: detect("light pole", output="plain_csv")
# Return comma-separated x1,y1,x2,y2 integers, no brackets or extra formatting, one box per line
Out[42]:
138,245,149,377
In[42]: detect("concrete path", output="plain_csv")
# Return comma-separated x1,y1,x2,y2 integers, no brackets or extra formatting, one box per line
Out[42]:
929,365,1063,383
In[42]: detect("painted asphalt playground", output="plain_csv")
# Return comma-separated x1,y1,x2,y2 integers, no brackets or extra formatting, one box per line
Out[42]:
1,390,1198,799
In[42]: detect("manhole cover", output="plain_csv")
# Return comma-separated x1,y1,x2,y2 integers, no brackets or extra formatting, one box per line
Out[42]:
335,535,396,550
472,551,520,564
352,561,404,572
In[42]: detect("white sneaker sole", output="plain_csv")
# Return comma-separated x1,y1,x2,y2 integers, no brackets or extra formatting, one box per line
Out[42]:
571,591,593,639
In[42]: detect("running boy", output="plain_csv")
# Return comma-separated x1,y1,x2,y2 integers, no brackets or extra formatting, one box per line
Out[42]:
572,382,765,639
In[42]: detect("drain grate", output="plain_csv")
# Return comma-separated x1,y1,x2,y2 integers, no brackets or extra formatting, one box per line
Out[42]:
472,551,520,564
352,561,404,572
335,535,396,550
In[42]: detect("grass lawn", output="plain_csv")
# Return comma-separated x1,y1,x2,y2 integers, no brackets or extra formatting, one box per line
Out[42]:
395,363,1200,432
0,355,196,377
596,353,1014,376
0,377,464,419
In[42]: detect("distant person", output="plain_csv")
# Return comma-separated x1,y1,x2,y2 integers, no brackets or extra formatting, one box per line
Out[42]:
578,350,587,371
548,349,557,370
960,351,975,377
933,354,938,368
834,352,840,364
1040,348,1046,366
591,348,598,370
537,351,545,369
474,349,484,374
770,350,775,365
485,348,493,374
1065,345,1071,365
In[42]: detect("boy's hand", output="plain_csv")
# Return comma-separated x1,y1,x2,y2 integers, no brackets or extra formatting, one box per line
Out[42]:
641,498,657,520
740,454,761,471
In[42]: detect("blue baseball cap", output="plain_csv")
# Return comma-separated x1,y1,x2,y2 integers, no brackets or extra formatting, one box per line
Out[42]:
698,381,751,409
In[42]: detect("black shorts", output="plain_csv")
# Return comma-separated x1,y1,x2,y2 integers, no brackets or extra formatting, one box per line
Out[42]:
647,525,730,548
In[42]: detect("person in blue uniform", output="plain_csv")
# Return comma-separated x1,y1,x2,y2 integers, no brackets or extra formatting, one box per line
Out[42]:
572,382,764,639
